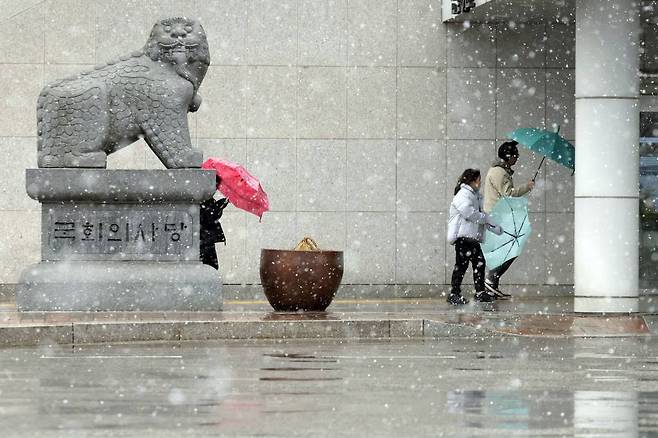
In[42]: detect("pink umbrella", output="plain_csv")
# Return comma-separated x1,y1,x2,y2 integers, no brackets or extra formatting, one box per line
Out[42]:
202,158,270,220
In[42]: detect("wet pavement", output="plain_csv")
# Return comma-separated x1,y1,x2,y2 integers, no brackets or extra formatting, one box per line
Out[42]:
2,337,658,437
2,296,658,346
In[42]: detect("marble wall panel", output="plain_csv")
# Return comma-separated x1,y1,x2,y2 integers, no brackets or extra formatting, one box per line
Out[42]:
297,140,346,211
299,0,347,66
344,212,396,283
347,0,396,66
346,140,396,212
397,68,446,139
396,212,445,284
298,67,347,138
396,140,446,212
447,68,496,140
398,0,445,67
246,0,297,65
347,67,396,138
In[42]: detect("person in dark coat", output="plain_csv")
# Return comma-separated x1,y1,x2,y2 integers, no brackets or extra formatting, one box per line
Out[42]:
200,177,229,270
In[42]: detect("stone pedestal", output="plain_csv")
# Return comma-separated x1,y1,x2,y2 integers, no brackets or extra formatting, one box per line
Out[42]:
17,169,222,311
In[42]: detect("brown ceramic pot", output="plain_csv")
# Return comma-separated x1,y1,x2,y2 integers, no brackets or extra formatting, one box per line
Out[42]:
259,249,344,311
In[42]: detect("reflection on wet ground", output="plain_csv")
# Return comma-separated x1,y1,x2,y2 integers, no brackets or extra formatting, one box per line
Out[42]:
2,337,658,436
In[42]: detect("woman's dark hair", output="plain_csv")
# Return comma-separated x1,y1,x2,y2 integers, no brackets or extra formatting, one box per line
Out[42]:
454,168,481,195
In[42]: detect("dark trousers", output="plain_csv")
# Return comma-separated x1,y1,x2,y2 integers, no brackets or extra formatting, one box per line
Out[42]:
486,257,517,289
451,238,486,294
200,242,219,270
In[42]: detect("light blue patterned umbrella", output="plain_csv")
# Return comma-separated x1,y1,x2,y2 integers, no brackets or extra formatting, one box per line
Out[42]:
482,197,532,270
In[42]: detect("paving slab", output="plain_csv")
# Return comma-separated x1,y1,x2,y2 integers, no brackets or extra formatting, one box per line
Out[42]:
2,296,658,346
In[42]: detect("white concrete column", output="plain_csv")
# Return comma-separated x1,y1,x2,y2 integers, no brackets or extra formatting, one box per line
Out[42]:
574,0,641,313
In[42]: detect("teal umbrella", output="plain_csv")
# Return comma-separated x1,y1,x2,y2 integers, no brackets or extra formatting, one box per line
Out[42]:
481,197,532,270
508,127,575,180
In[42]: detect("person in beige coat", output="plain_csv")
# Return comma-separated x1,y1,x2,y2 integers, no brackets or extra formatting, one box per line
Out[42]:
483,141,535,298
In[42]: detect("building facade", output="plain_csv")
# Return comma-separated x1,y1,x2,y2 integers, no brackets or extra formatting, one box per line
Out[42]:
0,0,655,300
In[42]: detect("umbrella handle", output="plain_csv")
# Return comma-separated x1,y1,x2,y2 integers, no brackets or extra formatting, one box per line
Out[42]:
532,156,546,182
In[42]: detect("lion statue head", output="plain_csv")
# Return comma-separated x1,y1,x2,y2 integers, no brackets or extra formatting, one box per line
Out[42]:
144,17,210,91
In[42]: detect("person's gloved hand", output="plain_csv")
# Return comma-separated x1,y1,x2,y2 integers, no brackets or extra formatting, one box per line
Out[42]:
487,223,503,235
212,198,230,220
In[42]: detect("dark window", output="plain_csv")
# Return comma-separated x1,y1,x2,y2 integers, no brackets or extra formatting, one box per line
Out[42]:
640,111,658,288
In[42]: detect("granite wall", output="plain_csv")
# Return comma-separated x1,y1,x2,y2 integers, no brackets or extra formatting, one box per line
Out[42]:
0,0,576,296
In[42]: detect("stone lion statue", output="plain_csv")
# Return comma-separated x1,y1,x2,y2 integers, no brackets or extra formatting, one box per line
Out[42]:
37,17,210,169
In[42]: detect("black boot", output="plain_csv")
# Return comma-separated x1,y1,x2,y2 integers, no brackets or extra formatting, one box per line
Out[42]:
447,293,469,305
474,291,496,303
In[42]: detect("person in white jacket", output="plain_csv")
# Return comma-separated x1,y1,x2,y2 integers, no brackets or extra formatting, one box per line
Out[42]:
447,169,503,305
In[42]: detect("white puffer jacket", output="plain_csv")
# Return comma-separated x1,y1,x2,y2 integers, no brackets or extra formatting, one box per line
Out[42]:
447,184,498,244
